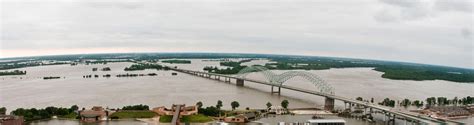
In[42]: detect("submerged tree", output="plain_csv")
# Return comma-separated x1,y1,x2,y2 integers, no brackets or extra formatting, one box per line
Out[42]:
231,101,240,111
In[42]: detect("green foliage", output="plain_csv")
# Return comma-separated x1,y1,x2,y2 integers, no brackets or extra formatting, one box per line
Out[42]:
110,111,156,119
121,104,149,110
70,105,79,111
266,102,272,109
11,106,78,121
181,114,213,123
437,97,449,106
379,98,396,107
124,63,163,71
58,112,78,119
400,99,411,107
159,115,173,122
196,101,203,109
374,65,474,83
231,101,240,110
216,100,223,110
0,107,6,115
0,70,26,76
426,97,437,106
198,106,220,117
160,114,212,123
281,100,289,109
203,61,248,74
413,100,423,107
162,60,191,64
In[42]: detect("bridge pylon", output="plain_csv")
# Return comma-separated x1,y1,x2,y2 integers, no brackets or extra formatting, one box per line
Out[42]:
324,97,335,111
236,79,244,86
271,85,281,95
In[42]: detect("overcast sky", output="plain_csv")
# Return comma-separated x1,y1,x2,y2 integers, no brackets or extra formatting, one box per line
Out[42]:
0,0,472,68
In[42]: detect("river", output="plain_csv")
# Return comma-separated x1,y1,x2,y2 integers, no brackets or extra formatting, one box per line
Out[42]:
0,59,472,124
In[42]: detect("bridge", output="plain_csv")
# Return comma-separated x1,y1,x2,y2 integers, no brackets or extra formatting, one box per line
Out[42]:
171,104,183,125
166,66,464,125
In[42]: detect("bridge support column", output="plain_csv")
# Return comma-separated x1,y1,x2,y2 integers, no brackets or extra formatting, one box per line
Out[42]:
324,97,335,111
271,86,281,95
236,79,244,86
224,77,230,83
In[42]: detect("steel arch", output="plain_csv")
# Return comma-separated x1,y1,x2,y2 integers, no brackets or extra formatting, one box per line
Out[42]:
236,66,277,84
236,66,335,95
275,71,334,95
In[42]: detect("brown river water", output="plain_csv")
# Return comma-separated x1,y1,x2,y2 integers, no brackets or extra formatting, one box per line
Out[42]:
1,59,472,124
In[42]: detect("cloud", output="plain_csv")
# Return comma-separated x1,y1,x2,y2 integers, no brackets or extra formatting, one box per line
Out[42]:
0,0,473,68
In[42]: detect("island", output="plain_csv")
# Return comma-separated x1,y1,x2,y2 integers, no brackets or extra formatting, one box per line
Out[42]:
161,60,191,64
0,70,26,76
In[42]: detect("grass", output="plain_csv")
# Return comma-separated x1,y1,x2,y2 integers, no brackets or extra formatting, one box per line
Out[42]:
109,110,157,119
159,115,173,122
159,114,213,123
181,114,213,123
58,112,78,119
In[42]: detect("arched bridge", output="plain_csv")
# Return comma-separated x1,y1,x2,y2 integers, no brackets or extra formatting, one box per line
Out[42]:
166,66,461,125
236,66,334,95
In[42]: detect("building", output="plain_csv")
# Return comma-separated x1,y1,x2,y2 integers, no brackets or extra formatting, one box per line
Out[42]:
307,119,346,125
221,112,256,123
152,104,198,116
0,115,24,125
223,115,246,123
268,106,286,115
79,106,108,122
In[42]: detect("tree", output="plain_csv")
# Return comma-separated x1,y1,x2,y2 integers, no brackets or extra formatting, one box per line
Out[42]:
0,107,6,115
231,101,240,110
281,100,289,109
266,102,272,109
401,99,411,107
370,98,374,103
196,101,203,109
70,105,79,111
216,100,223,110
356,97,363,101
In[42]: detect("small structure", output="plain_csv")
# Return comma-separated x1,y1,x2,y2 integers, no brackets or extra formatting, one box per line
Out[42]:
79,106,108,122
171,72,178,76
307,119,346,125
152,104,198,116
268,106,286,115
0,115,24,125
222,112,256,123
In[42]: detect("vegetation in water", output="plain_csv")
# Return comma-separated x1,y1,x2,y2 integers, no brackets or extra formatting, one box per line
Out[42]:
161,60,191,64
121,104,150,110
124,63,164,71
0,70,26,76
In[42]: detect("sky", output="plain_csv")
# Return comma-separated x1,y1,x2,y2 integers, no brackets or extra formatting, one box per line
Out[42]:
0,0,473,68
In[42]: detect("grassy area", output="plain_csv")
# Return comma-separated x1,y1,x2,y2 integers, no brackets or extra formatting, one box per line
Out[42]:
159,115,173,122
58,112,78,119
159,114,213,123
110,111,157,119
162,60,191,64
181,114,213,123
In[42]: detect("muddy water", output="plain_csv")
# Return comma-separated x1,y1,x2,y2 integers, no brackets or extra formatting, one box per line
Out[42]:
0,59,472,124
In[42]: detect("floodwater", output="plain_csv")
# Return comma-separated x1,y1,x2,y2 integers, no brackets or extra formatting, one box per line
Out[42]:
0,59,473,124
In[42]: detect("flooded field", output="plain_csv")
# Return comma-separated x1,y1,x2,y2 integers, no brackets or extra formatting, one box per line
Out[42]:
0,59,472,124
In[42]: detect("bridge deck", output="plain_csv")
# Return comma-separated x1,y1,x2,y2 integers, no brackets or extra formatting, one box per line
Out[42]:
168,67,464,125
171,105,182,125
